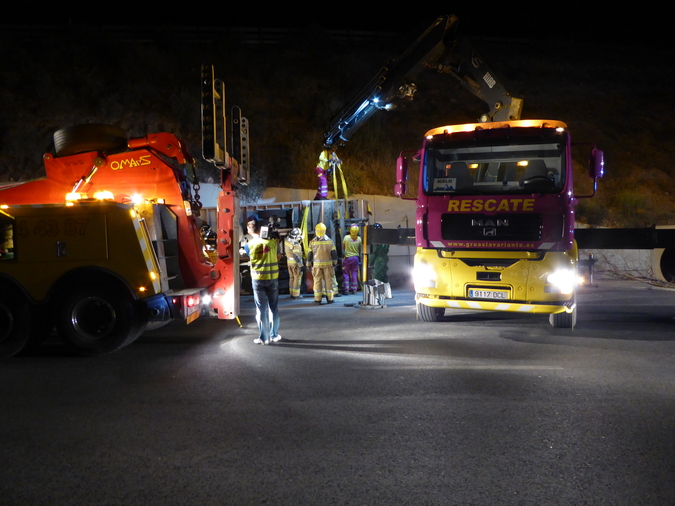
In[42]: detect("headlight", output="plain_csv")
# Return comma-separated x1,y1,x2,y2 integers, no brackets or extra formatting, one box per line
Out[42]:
412,261,437,290
546,269,577,294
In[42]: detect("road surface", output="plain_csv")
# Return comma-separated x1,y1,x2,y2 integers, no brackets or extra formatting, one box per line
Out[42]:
1,280,674,505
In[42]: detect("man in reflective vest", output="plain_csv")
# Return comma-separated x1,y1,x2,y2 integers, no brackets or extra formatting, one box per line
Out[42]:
308,222,337,304
245,219,282,345
342,225,362,295
284,228,304,299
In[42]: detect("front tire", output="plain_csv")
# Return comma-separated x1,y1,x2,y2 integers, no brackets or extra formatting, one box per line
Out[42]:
55,284,145,356
549,305,577,329
0,290,31,358
418,303,444,322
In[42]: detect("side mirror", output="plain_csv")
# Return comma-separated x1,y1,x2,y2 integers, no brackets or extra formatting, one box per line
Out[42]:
394,154,408,196
590,148,605,180
577,146,604,199
395,150,421,198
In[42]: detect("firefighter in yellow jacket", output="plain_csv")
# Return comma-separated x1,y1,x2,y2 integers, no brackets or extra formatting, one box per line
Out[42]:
308,222,337,304
284,228,304,299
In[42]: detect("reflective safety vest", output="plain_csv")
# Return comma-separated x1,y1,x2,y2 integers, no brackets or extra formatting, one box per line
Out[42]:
248,237,279,280
342,234,361,258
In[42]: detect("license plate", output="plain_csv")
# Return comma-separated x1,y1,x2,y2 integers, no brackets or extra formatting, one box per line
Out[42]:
469,289,509,300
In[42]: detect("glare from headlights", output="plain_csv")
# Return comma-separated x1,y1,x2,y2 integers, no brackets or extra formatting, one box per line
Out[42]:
547,269,577,294
412,262,437,290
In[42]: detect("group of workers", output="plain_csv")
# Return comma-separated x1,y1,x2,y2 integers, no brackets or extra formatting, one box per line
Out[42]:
246,217,362,345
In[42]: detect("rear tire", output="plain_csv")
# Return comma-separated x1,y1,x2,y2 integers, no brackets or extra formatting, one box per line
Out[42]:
0,289,31,358
55,284,145,356
418,303,444,322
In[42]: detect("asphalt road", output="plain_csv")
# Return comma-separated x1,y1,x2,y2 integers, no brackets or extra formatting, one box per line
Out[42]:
2,280,675,505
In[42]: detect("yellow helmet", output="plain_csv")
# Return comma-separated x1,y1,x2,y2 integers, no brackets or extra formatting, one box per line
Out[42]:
349,225,359,236
315,222,327,237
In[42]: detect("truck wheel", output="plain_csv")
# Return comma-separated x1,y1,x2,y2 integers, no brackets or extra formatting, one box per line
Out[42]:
549,306,577,329
55,285,144,356
53,124,128,157
0,292,31,358
417,303,444,322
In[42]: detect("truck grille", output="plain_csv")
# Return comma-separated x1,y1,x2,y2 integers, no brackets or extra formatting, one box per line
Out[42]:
441,213,543,242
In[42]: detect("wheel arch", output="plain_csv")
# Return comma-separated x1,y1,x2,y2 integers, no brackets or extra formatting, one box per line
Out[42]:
46,267,139,306
0,273,32,301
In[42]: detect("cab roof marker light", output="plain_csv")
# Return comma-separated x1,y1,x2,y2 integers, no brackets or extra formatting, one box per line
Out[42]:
425,120,568,137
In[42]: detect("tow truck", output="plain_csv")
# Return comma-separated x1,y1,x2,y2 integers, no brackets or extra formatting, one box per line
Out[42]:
323,14,604,328
0,65,246,357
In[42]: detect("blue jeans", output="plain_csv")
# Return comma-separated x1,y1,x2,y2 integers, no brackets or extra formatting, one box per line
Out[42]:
252,278,280,343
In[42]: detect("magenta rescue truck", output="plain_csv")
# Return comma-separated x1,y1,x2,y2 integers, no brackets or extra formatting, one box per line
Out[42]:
396,119,604,328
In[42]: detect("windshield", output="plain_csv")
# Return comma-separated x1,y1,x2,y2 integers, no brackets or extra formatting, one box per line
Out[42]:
424,137,565,195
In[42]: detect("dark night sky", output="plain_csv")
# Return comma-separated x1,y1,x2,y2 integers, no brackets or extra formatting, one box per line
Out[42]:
8,6,668,45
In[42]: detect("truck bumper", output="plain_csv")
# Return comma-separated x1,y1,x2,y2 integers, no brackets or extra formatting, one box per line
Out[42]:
415,293,575,314
413,246,578,316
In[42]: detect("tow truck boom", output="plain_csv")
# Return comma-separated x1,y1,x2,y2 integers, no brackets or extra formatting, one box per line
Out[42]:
323,14,523,147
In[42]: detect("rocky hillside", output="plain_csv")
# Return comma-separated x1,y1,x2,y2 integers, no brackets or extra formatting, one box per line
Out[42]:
0,24,673,227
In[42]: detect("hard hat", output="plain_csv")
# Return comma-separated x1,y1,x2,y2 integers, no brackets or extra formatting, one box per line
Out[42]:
372,223,382,229
289,227,301,239
349,225,359,235
315,222,327,236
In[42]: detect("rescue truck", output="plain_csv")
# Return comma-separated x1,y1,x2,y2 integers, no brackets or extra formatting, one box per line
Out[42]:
0,66,246,357
322,15,604,328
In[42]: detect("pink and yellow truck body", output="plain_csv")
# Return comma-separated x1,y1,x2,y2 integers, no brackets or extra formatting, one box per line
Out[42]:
397,120,603,328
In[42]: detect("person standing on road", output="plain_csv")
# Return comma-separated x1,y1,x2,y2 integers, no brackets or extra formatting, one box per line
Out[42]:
284,227,304,300
308,222,337,304
342,225,362,295
245,219,282,345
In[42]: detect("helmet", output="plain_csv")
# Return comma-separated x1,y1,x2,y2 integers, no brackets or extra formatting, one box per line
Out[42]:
371,223,382,229
315,222,327,237
349,225,359,236
289,227,301,239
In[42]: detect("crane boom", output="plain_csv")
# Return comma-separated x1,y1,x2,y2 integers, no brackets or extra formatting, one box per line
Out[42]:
323,14,522,148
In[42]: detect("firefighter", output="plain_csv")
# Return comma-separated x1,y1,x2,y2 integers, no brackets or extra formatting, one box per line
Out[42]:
314,150,329,200
284,227,304,299
342,225,362,295
308,222,337,304
245,219,282,345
